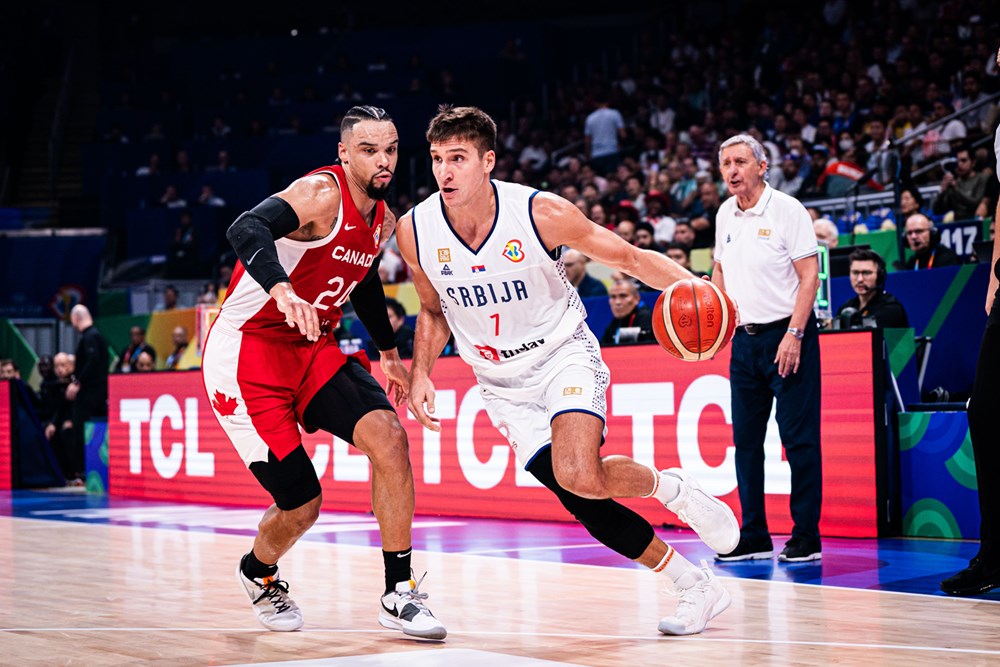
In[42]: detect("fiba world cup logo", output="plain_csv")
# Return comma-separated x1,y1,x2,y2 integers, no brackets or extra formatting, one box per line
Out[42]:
502,239,525,263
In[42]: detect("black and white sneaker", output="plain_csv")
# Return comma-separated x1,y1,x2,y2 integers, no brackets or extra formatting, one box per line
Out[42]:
715,535,774,562
778,537,822,562
378,572,447,639
236,563,303,631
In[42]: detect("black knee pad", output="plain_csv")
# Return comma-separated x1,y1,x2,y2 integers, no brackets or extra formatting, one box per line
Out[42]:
527,447,654,560
249,445,322,511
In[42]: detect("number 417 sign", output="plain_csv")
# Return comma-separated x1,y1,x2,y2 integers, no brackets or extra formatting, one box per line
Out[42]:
937,219,986,261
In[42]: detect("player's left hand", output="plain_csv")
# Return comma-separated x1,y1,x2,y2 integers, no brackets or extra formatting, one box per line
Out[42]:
65,381,80,401
775,334,801,377
378,348,409,406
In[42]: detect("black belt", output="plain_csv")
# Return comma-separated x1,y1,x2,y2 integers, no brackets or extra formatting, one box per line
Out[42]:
740,316,792,336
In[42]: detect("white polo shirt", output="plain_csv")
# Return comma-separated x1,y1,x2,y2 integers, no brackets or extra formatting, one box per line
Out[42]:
994,122,1000,183
713,183,817,324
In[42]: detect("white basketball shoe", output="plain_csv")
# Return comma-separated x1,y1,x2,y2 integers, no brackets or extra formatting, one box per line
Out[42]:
664,467,740,554
658,562,732,635
236,563,304,632
379,572,447,639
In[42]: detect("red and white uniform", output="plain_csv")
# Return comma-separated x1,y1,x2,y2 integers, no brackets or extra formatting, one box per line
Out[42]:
202,165,385,465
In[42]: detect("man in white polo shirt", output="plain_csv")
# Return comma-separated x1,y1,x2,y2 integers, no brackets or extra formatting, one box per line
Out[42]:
711,134,822,563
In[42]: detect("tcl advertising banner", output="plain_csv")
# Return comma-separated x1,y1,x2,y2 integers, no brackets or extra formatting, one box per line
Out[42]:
0,382,10,490
108,332,880,537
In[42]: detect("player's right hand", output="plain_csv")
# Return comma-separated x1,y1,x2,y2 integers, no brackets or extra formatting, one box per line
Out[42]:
408,373,441,432
269,282,320,341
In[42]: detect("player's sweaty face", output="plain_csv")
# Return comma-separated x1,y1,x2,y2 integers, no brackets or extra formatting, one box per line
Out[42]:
430,139,494,207
342,120,398,199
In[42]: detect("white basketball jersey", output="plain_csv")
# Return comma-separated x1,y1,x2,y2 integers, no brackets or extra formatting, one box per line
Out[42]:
412,181,586,378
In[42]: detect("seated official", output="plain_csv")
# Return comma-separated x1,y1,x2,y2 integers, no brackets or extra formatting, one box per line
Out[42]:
600,280,655,346
902,213,962,270
836,248,909,328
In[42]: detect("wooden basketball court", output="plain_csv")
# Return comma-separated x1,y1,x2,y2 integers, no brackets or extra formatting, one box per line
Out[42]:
3,495,998,666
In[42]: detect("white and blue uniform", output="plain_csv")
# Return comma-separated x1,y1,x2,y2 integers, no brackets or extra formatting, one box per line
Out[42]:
412,180,609,467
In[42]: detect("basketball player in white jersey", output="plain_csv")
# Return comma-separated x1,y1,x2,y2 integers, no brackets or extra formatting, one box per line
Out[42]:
202,106,445,639
396,106,739,635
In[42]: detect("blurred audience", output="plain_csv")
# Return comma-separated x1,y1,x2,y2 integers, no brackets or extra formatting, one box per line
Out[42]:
45,352,77,483
562,248,608,298
813,219,840,248
932,146,991,221
115,326,157,373
164,326,190,370
600,280,654,346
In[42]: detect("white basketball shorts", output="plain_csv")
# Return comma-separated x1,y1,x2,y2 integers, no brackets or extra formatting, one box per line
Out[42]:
476,324,610,469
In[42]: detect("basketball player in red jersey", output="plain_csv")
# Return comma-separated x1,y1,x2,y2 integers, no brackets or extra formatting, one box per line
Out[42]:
202,106,446,639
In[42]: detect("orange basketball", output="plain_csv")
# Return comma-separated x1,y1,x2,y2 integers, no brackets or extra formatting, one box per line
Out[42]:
651,278,737,361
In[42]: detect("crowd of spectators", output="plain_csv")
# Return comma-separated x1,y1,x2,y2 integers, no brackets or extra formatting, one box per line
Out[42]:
80,2,1000,299
479,1,1000,256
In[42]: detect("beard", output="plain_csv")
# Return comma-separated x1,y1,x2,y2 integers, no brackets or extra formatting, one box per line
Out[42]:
366,172,393,201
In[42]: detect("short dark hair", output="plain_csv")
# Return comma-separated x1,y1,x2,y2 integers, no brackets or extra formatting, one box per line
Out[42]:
901,186,924,209
849,247,886,268
665,242,691,257
341,105,393,136
385,297,406,320
426,105,497,155
634,221,655,236
1,359,18,372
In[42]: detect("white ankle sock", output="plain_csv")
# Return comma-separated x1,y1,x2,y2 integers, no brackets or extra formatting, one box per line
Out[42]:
651,545,707,589
641,467,681,504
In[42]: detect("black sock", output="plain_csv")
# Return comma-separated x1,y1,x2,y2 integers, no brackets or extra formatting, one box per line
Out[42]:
241,550,278,580
383,548,412,593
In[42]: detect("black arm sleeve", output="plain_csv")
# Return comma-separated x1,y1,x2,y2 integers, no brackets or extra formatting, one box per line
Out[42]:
349,256,397,351
226,196,301,293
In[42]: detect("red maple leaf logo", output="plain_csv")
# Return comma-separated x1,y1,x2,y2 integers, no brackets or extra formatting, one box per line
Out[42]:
212,390,238,417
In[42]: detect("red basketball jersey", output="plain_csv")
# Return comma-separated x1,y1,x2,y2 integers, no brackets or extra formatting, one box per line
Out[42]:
219,165,385,339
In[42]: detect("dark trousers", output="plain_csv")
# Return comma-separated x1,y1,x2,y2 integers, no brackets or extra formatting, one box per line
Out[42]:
967,300,1000,564
730,313,822,542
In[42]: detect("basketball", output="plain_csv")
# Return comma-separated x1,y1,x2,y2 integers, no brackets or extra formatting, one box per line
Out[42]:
651,278,737,361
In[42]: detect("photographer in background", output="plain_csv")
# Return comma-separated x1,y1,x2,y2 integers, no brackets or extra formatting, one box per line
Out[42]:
932,146,990,222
